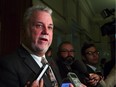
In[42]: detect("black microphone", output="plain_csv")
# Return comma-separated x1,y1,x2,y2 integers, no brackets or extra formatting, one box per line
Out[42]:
71,59,90,78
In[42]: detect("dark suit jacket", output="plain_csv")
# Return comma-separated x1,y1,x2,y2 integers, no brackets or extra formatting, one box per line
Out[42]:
85,65,103,87
86,65,95,73
0,46,62,87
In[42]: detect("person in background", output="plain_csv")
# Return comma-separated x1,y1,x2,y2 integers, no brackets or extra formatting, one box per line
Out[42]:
46,47,54,65
0,5,74,87
103,52,115,87
56,41,76,79
104,65,116,87
46,47,52,57
81,43,105,87
56,41,103,87
103,56,115,79
100,58,107,73
45,47,62,82
45,47,55,66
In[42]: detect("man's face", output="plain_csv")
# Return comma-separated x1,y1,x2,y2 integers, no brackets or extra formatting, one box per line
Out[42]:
60,43,75,60
25,11,53,56
84,46,99,65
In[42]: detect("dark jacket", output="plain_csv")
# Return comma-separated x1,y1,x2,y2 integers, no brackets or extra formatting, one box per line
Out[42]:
85,65,104,87
0,45,62,87
56,58,87,83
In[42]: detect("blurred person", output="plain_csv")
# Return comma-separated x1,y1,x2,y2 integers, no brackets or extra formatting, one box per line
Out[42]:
46,47,61,81
56,41,87,87
56,41,75,79
46,47,52,57
0,5,74,87
56,41,103,87
103,56,115,79
81,43,105,87
46,47,54,65
104,65,116,87
100,58,107,72
46,47,55,66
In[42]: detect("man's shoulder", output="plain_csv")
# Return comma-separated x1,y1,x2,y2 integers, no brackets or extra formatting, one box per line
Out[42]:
0,46,29,65
0,52,21,67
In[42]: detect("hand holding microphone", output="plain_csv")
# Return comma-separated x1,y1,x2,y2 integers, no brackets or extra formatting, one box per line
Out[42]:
88,73,102,86
25,64,49,87
25,79,44,87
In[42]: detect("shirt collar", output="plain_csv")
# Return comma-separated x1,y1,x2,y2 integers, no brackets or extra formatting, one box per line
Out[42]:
22,43,45,67
87,64,97,71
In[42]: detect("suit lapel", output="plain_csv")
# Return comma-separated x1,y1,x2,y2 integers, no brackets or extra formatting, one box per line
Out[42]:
18,46,52,87
86,65,95,73
24,55,40,74
18,46,40,74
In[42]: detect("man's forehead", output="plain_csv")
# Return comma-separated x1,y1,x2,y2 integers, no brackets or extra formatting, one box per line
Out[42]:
86,46,97,51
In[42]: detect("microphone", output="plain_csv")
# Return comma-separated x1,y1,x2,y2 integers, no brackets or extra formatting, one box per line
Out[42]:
27,64,49,86
71,59,90,77
67,72,82,87
61,72,83,87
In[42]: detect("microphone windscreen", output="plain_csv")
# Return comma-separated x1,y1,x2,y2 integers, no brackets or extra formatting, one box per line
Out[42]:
71,60,89,77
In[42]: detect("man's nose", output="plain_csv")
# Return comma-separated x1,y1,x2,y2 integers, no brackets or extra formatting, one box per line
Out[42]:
42,27,48,35
67,51,72,56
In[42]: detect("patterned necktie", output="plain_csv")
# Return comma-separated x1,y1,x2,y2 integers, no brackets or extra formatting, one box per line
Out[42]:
41,57,58,87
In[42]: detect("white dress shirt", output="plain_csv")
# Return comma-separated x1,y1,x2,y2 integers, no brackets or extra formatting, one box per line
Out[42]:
22,44,45,68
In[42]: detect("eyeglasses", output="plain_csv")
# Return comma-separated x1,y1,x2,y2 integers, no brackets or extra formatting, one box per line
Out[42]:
85,51,99,55
60,49,75,53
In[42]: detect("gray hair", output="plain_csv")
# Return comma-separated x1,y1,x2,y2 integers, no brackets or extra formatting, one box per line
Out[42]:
23,5,52,27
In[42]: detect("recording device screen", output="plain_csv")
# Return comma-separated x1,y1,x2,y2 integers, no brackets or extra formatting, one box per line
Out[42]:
61,83,71,87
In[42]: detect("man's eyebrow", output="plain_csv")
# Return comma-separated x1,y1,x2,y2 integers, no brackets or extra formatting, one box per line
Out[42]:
36,21,43,24
36,21,53,26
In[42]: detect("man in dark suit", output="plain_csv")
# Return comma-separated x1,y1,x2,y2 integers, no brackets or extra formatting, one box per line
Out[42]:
0,5,73,87
81,43,105,87
56,41,105,87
